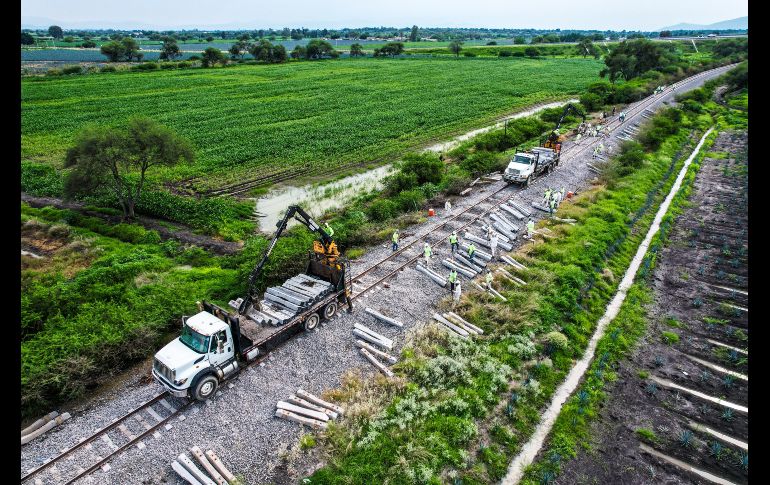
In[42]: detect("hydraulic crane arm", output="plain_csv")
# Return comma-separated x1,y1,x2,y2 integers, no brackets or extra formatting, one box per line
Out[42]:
554,103,586,131
238,205,337,314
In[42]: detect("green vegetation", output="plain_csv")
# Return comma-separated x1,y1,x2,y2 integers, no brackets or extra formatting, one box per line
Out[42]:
22,57,603,203
661,331,680,345
635,428,659,444
308,95,719,483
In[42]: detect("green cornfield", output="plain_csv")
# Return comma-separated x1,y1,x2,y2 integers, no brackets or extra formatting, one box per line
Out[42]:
22,57,602,190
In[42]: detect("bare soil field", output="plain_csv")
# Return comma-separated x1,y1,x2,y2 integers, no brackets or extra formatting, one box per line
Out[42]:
552,130,748,484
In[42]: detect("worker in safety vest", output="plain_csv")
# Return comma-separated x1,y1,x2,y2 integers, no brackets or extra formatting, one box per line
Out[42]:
448,269,458,292
542,187,552,206
445,200,452,217
324,222,334,238
489,233,499,258
485,270,494,290
526,218,535,239
468,243,477,262
549,195,557,215
449,231,459,254
423,242,432,268
392,230,399,252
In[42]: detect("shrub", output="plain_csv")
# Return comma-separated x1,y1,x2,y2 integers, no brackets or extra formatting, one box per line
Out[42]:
177,61,192,68
61,65,83,75
460,151,503,176
543,331,569,352
100,66,116,73
366,199,399,222
579,92,603,111
636,428,658,443
401,153,444,185
132,62,159,71
498,50,512,57
463,51,477,57
661,331,679,345
384,171,418,195
394,189,425,212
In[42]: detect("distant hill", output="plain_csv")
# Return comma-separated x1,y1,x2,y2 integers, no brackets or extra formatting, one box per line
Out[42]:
660,16,747,31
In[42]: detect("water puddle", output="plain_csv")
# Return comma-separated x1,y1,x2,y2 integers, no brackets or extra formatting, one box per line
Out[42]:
255,165,394,232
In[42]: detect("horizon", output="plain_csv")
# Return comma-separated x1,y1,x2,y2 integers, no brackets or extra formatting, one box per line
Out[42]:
21,0,748,31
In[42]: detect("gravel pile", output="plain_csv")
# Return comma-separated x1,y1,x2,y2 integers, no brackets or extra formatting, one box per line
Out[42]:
20,65,733,485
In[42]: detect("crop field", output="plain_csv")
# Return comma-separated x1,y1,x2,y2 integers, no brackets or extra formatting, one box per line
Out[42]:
21,57,603,192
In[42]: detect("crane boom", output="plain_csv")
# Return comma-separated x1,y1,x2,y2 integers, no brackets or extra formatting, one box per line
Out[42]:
239,205,339,314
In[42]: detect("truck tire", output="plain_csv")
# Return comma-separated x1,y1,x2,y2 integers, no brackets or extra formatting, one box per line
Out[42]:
304,313,320,331
524,176,531,187
322,302,338,319
192,374,218,401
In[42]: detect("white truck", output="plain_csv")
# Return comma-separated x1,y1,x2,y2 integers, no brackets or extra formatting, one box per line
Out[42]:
503,146,560,186
153,205,352,401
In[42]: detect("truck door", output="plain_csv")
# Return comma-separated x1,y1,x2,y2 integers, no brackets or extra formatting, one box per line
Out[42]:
208,329,234,368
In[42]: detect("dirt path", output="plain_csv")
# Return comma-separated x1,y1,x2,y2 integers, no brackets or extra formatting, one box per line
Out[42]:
542,131,748,485
21,193,243,255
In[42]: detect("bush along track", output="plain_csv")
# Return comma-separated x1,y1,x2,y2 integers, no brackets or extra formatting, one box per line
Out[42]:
520,104,747,483
302,96,718,484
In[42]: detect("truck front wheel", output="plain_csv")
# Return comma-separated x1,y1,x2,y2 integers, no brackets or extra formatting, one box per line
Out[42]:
192,375,219,401
524,176,531,187
304,313,320,331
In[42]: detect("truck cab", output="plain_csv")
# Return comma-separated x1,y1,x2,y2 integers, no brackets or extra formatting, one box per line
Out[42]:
503,147,559,186
153,311,243,400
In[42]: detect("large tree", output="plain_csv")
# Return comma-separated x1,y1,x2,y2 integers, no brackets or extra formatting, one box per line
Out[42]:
159,38,181,61
64,118,194,219
576,38,599,58
21,32,35,45
349,43,364,57
409,25,419,42
305,39,336,59
201,47,227,67
600,38,675,82
100,37,143,62
48,25,63,39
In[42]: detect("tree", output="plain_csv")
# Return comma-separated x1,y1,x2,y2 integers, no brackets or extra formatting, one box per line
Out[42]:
524,46,540,58
249,39,273,61
513,36,526,45
659,30,672,38
206,36,214,42
291,45,306,59
272,44,288,63
486,41,497,45
448,40,463,57
305,39,336,59
100,38,142,62
229,42,245,59
349,43,364,57
63,36,75,43
64,117,194,219
21,32,35,45
373,42,404,57
48,25,63,39
600,39,675,82
159,38,181,61
81,40,97,48
410,25,419,42
201,47,227,67
576,38,599,58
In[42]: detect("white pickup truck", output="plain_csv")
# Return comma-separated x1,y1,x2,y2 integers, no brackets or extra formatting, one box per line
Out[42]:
503,146,560,186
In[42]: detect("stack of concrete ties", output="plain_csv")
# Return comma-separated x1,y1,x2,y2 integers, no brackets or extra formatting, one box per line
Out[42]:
172,446,237,485
233,274,334,326
432,312,484,339
351,322,398,377
274,388,345,429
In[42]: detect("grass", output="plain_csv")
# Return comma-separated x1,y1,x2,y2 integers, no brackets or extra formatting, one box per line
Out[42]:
661,331,680,345
635,428,659,444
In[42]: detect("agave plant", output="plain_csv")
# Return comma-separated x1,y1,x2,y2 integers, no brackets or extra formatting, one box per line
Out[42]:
654,355,665,367
610,329,621,341
646,382,658,396
700,370,712,382
736,450,748,472
697,265,706,275
540,470,556,485
728,349,739,363
709,441,724,460
678,429,693,448
721,407,734,422
723,375,735,389
577,389,589,405
717,270,726,280
693,298,703,308
549,452,561,465
699,404,710,415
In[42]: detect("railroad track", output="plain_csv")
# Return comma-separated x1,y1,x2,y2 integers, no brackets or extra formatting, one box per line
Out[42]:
20,63,737,485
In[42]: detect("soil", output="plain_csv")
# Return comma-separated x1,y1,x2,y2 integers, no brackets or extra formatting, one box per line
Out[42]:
21,193,243,255
550,130,748,485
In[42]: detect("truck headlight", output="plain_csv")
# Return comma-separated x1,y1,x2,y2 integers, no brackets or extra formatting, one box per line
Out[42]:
174,378,188,386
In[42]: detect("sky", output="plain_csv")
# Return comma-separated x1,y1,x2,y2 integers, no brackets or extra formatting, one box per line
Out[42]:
21,0,748,31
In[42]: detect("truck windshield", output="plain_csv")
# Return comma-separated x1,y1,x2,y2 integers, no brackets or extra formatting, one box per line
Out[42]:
180,324,210,354
513,155,533,165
